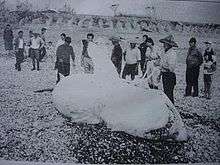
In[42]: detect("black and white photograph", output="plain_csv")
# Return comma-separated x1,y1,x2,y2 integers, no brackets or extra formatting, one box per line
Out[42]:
0,0,219,164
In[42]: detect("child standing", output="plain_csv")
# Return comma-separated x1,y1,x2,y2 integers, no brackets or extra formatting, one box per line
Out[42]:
203,41,216,99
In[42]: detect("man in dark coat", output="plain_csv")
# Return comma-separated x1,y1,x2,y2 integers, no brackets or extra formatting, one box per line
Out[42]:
138,35,154,77
3,24,14,54
55,37,75,84
14,31,25,71
185,37,203,97
110,37,123,76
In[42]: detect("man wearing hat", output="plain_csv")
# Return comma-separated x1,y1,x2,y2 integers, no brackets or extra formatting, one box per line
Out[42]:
110,36,123,76
185,37,203,97
159,35,178,104
55,36,75,84
122,39,141,81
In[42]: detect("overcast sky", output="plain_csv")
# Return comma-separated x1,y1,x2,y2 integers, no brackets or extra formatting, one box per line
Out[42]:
6,0,220,24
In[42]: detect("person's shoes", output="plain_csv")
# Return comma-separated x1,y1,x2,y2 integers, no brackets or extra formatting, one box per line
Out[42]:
15,64,17,70
37,68,40,71
184,94,191,97
31,68,36,71
17,68,21,71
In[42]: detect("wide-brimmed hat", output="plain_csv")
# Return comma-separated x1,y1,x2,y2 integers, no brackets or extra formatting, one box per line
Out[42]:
204,41,212,44
159,35,178,47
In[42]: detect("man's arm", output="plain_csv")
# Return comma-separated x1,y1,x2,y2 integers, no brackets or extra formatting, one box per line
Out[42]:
198,49,203,66
70,47,75,63
55,46,60,69
123,51,126,62
3,30,6,40
14,37,18,51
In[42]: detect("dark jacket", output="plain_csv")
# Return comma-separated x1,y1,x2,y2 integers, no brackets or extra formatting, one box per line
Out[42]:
3,29,13,41
186,46,203,68
56,43,75,64
111,44,123,63
138,42,148,60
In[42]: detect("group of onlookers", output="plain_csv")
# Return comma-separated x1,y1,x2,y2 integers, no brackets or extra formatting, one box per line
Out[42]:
2,24,217,103
3,24,47,71
109,34,217,102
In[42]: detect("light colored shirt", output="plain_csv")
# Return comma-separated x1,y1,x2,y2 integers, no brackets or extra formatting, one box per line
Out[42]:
18,38,24,49
125,48,141,64
161,48,177,73
31,37,43,49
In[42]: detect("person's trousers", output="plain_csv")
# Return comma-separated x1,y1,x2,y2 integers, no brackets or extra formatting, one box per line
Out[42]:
140,58,146,75
185,67,200,96
56,62,70,84
31,49,40,70
204,74,212,98
122,63,137,80
112,60,122,76
28,47,32,57
15,49,24,71
162,72,176,104
39,47,46,61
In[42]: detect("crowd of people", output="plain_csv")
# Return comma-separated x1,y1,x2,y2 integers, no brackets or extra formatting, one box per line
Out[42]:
2,24,217,104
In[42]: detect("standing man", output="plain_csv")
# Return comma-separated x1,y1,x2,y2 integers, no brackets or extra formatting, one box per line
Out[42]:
185,37,203,97
39,27,47,62
110,36,123,76
138,35,148,77
14,31,25,71
3,24,14,55
122,40,141,81
55,37,75,84
30,33,44,71
159,35,178,104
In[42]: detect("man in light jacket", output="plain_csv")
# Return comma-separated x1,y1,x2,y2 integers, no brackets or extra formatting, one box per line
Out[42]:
159,35,178,104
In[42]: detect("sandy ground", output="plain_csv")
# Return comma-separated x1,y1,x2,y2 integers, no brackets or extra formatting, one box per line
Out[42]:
0,26,219,164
